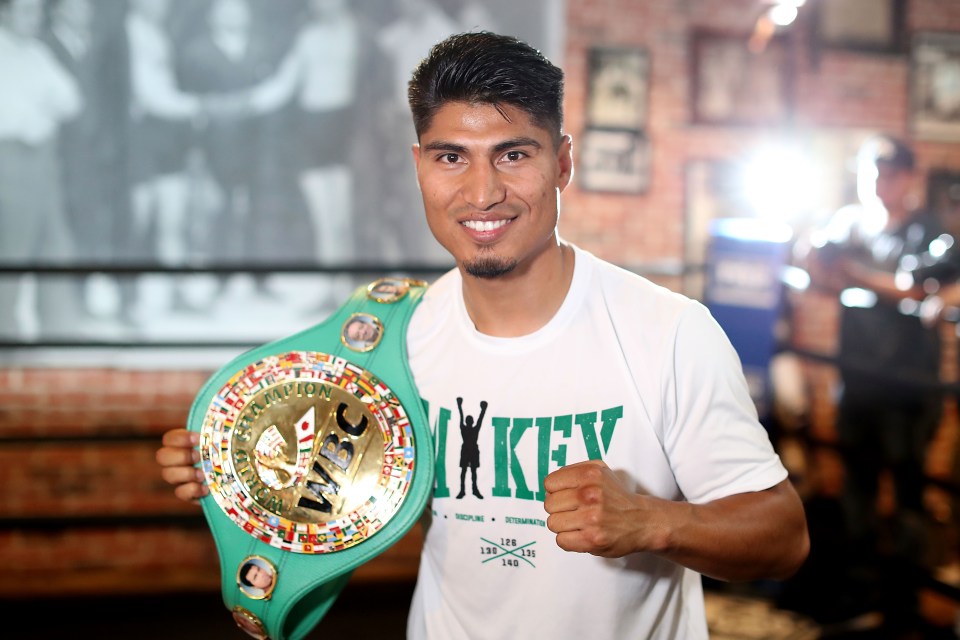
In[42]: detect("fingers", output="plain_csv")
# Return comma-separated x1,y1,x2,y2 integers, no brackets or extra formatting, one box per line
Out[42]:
542,459,606,493
548,508,619,556
545,507,589,535
159,464,205,487
156,442,200,468
542,461,644,557
174,481,209,503
544,462,609,536
162,428,200,448
156,428,207,504
157,429,200,468
553,530,599,554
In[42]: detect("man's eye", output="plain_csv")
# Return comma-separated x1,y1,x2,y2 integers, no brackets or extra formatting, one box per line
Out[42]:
504,150,524,161
442,153,460,163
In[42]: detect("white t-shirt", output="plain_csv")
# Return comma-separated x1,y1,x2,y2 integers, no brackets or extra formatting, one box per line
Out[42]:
405,245,787,639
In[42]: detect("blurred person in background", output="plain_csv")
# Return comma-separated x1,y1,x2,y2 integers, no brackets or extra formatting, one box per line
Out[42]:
43,0,103,262
0,0,84,339
373,0,460,264
124,0,202,318
245,0,364,305
44,0,131,326
798,134,946,636
177,0,273,302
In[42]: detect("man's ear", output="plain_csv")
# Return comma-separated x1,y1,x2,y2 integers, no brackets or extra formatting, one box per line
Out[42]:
557,134,574,192
411,143,423,191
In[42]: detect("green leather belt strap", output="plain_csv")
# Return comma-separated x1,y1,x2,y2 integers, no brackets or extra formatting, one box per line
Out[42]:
187,278,433,640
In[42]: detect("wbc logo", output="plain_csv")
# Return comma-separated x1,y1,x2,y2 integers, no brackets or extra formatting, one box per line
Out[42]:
200,351,416,554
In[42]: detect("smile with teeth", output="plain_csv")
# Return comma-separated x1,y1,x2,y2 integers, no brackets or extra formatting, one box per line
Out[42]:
462,219,511,232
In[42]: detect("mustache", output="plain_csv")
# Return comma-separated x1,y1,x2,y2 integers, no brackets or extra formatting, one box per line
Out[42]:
453,203,522,219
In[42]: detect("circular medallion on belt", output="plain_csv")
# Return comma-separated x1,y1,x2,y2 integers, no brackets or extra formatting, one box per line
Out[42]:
366,277,430,304
199,351,416,554
232,606,269,639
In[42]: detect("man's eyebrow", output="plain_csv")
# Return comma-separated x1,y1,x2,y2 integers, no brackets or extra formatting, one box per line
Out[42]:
422,140,468,153
421,137,544,154
492,137,542,154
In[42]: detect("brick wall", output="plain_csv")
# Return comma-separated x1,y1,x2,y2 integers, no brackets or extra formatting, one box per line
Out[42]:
4,0,960,599
0,366,424,596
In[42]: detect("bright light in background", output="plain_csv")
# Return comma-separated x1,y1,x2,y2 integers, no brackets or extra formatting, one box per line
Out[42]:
751,0,806,51
757,0,806,36
740,145,823,223
928,233,955,258
855,158,886,214
781,264,810,291
768,4,798,26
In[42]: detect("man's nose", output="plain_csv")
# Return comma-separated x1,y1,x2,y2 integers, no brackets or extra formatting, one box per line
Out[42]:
462,162,507,210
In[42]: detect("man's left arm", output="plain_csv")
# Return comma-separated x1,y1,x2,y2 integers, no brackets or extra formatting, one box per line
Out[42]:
543,460,809,581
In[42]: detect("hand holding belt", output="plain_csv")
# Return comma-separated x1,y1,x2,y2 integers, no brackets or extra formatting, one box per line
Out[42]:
187,278,432,640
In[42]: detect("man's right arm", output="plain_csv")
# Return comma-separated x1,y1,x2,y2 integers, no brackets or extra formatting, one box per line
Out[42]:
155,428,208,502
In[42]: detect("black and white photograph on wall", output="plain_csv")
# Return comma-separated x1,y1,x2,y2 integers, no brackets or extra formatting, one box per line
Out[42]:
911,31,960,141
0,0,566,352
585,46,649,130
578,127,651,194
691,31,790,125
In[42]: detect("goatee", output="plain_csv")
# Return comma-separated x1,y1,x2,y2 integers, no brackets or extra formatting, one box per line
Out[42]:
463,254,518,279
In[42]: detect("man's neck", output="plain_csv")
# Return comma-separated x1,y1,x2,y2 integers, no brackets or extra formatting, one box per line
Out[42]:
459,242,575,338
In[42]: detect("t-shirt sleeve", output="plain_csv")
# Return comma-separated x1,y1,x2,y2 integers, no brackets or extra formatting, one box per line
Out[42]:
661,301,787,504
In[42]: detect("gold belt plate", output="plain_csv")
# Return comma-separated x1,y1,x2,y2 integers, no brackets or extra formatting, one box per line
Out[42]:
199,351,416,553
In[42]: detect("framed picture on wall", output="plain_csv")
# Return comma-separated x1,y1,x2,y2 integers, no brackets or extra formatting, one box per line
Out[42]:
911,32,960,141
578,128,651,194
691,31,791,125
814,0,905,53
585,46,650,129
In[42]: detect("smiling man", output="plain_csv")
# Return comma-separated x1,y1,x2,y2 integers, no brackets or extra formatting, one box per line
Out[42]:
157,31,808,639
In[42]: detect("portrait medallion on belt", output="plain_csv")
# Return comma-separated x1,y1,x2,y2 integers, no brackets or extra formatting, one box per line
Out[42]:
232,606,269,639
365,277,429,304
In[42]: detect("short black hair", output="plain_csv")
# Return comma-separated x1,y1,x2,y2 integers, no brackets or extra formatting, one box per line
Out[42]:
408,31,564,144
240,563,254,587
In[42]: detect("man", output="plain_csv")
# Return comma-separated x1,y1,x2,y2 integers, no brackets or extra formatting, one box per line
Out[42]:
44,0,130,323
175,0,274,304
372,0,461,265
43,0,101,261
455,397,486,499
177,0,272,261
342,314,380,347
239,559,275,594
244,0,366,304
157,31,808,638
0,0,83,338
124,0,202,318
799,134,945,633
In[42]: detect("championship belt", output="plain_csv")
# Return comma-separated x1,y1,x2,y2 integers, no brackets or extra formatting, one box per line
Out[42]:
187,277,433,640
